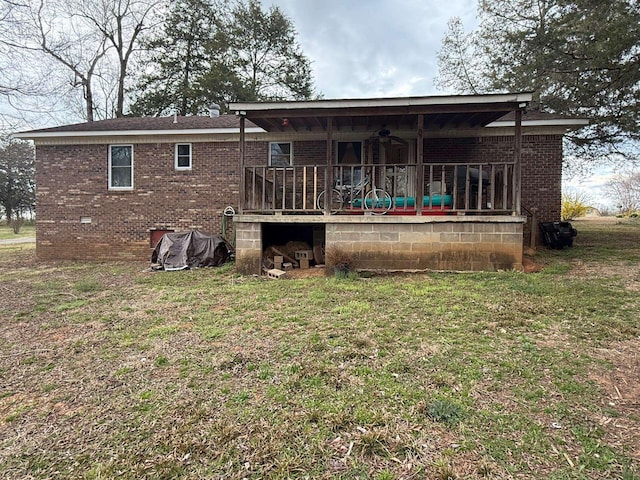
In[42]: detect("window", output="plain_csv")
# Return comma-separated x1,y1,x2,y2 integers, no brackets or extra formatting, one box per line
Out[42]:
175,143,192,170
337,141,362,164
109,145,133,190
336,141,363,185
269,142,292,167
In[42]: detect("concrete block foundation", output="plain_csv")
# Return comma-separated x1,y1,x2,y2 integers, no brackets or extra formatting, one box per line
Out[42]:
235,215,526,275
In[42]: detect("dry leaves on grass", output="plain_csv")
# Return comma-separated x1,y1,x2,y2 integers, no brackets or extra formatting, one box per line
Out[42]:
590,338,640,461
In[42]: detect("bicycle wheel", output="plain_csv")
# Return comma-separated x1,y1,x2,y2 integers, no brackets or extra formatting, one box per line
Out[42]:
316,189,343,214
364,188,392,214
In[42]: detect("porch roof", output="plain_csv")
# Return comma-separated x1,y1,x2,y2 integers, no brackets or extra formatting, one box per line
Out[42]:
231,92,533,133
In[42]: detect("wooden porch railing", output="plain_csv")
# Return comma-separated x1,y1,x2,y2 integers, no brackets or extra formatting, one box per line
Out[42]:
242,162,518,215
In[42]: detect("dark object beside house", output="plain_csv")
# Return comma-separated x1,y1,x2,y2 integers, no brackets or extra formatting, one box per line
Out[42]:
540,222,578,249
151,230,232,270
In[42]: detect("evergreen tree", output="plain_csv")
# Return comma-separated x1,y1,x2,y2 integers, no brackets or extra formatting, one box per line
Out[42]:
130,0,315,116
220,0,314,101
0,138,35,222
437,0,640,161
130,0,226,116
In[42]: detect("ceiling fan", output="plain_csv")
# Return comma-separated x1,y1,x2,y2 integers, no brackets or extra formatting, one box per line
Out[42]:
369,125,408,159
368,126,408,148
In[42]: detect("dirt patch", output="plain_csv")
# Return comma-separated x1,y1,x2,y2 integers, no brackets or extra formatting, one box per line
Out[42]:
590,338,640,460
273,265,326,279
522,255,543,273
568,259,640,290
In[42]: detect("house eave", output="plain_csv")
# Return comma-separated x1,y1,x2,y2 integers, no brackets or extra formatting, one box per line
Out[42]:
488,119,589,129
15,127,265,141
231,92,534,112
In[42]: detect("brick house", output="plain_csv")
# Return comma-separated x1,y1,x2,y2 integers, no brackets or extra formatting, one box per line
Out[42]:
17,93,587,272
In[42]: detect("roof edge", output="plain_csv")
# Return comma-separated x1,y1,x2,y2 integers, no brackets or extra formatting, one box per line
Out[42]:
15,126,266,140
231,92,534,112
488,118,589,128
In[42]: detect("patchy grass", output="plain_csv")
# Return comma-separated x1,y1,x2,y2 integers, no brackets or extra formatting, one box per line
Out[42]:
0,220,639,479
0,222,35,240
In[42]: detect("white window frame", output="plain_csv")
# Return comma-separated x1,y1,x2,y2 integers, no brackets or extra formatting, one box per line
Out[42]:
175,143,192,170
268,141,293,167
108,144,134,190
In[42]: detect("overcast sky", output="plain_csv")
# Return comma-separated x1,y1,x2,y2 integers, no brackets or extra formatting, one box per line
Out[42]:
264,0,478,99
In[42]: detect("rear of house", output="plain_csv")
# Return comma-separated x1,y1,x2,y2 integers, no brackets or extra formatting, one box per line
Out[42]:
17,93,587,272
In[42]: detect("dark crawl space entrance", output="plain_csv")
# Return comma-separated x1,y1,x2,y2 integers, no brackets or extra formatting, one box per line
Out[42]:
261,223,325,272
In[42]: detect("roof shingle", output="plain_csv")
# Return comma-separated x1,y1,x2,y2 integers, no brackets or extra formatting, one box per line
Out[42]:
22,115,256,134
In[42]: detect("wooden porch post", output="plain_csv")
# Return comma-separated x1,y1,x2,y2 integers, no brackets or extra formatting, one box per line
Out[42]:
416,114,424,215
325,117,334,214
239,114,246,214
513,109,522,215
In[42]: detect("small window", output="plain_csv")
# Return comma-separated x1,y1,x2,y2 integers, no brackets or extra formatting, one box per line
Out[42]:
175,143,192,170
269,142,292,167
109,145,133,190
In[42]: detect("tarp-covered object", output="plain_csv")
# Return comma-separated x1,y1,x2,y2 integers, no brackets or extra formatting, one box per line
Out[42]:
151,230,232,270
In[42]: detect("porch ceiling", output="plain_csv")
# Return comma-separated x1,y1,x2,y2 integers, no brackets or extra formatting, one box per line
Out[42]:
232,93,532,134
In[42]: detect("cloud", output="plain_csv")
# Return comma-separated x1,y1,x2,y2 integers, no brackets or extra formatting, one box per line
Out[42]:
266,0,478,98
564,165,617,208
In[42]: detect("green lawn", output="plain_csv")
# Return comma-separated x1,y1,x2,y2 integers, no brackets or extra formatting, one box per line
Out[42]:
0,222,35,240
0,219,638,479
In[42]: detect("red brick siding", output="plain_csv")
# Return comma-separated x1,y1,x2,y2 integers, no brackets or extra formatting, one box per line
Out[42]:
35,134,561,260
244,140,326,166
293,140,325,165
36,142,241,260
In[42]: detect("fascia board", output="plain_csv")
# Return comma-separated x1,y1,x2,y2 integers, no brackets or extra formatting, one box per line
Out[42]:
232,93,534,112
15,127,265,140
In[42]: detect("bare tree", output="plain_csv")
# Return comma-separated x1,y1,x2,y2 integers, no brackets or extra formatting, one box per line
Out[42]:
0,0,113,121
75,0,160,117
0,0,162,123
435,17,485,95
606,172,640,214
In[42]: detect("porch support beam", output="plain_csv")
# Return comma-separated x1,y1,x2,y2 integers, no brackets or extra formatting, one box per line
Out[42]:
239,115,246,214
513,109,522,215
416,114,424,215
242,102,523,119
325,117,334,214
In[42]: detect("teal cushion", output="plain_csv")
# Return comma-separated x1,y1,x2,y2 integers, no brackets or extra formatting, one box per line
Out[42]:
352,195,453,208
393,195,453,208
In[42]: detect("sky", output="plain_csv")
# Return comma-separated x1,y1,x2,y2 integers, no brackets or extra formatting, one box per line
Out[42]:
564,166,618,212
263,0,478,99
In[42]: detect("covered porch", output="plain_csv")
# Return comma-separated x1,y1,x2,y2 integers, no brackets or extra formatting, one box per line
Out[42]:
234,93,530,217
231,93,531,274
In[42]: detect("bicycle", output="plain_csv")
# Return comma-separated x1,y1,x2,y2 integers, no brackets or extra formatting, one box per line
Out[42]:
316,168,392,214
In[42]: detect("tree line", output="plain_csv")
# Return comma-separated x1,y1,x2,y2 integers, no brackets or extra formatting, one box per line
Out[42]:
436,0,640,165
0,137,34,224
0,0,316,124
